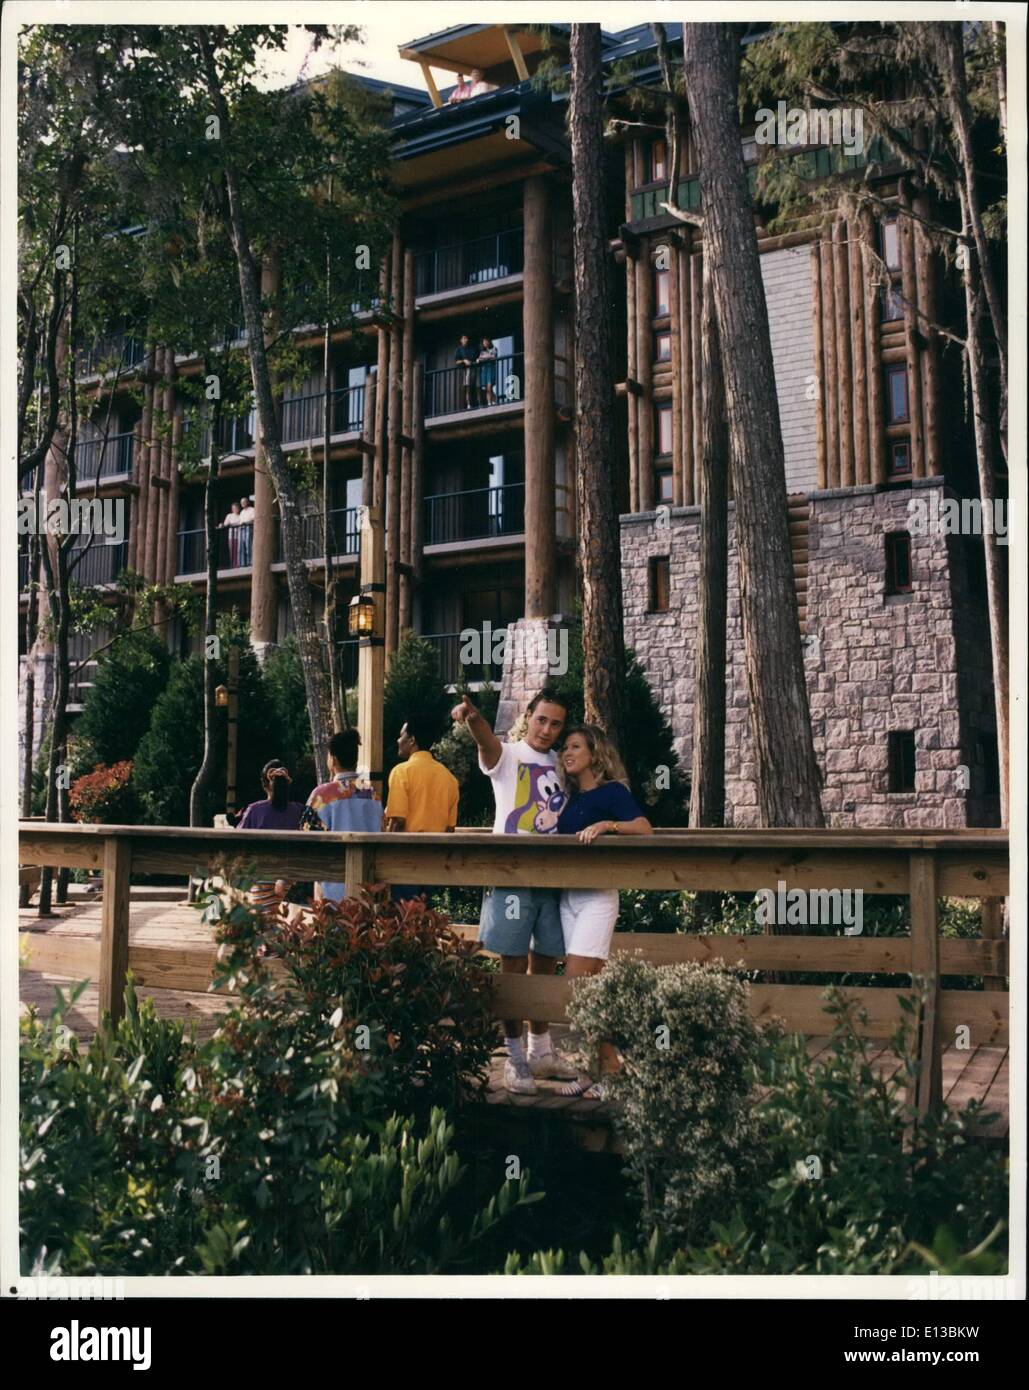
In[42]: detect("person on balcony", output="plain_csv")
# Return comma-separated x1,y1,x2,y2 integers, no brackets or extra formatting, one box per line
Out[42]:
384,715,459,906
451,687,578,1096
235,759,305,914
301,728,383,903
447,69,496,103
455,334,477,409
221,501,241,567
477,336,499,406
553,726,652,1101
237,495,255,566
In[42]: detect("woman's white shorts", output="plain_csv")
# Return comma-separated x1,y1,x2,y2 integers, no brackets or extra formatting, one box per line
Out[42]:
560,888,619,960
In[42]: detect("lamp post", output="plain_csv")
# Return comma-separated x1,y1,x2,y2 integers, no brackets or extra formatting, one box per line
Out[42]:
215,645,241,813
351,506,385,796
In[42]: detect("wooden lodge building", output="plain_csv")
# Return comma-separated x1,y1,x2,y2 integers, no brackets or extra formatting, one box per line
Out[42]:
19,22,1002,828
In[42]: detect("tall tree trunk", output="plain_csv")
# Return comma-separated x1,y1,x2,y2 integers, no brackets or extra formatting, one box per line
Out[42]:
958,185,1008,825
322,291,345,731
569,23,628,753
198,36,332,781
990,21,1007,145
938,23,1007,461
690,262,729,830
189,383,221,827
681,23,824,828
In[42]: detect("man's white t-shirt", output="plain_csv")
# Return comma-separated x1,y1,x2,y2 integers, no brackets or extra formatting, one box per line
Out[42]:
480,738,567,836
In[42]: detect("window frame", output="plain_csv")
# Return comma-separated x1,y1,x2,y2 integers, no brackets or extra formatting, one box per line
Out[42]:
648,555,671,613
654,402,674,459
885,365,910,424
887,730,916,793
884,531,913,595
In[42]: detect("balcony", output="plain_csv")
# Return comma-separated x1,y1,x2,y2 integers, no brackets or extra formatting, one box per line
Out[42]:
18,550,30,591
423,632,503,687
281,386,366,446
424,352,523,421
68,540,128,587
76,330,146,379
176,523,253,577
423,483,524,546
75,430,135,483
277,507,360,563
415,228,523,299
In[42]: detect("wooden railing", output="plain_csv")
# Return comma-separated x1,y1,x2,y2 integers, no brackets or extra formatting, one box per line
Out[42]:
19,824,1009,1116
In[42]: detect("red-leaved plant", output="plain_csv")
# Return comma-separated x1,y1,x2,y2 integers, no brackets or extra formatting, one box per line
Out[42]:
69,761,135,824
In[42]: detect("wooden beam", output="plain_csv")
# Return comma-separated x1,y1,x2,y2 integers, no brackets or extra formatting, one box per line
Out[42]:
418,60,442,109
501,26,530,81
910,850,942,1116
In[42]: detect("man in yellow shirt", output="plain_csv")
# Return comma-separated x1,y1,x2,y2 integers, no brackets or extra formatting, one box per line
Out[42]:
385,715,459,905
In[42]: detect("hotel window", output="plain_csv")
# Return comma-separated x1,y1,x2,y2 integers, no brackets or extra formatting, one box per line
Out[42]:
656,469,674,503
889,440,911,476
880,284,904,323
655,402,673,458
885,531,913,595
887,731,916,793
654,329,672,363
885,365,910,424
648,556,671,612
650,137,668,183
654,263,671,317
880,219,901,271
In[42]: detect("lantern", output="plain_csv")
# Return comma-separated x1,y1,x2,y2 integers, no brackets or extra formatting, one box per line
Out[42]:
348,591,376,637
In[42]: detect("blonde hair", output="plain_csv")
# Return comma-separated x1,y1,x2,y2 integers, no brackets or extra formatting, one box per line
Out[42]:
563,724,630,792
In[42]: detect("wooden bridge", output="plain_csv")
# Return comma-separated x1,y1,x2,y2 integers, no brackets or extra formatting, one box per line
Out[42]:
18,823,1010,1140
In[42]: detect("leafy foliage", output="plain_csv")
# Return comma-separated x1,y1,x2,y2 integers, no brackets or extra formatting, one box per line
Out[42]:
74,628,170,767
432,681,500,828
69,761,136,824
382,632,452,780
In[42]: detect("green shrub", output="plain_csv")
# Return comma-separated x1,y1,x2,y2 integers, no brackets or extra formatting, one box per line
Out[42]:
432,681,500,827
383,632,451,781
566,952,764,1245
261,636,318,801
74,629,170,767
69,761,137,824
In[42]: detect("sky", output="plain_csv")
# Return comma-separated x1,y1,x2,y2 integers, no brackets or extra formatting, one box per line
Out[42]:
255,13,451,97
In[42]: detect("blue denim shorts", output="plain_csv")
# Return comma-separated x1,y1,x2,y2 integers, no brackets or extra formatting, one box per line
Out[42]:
477,887,564,958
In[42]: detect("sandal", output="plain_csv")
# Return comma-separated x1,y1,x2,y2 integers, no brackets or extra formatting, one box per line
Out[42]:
558,1077,608,1101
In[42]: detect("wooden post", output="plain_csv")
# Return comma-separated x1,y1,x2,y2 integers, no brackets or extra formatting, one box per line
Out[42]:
981,896,1005,991
848,217,869,485
522,174,556,615
399,249,415,634
635,245,654,512
690,250,703,502
251,254,281,655
226,644,239,813
385,233,403,658
143,351,164,582
859,206,886,486
99,835,132,1024
913,187,941,476
360,370,377,508
357,506,385,799
344,843,374,901
411,362,425,598
164,405,182,585
131,352,156,573
819,233,839,487
679,235,695,505
910,850,942,1116
832,217,854,488
668,241,684,507
810,243,827,490
373,257,390,516
418,60,442,109
625,145,639,513
898,181,925,477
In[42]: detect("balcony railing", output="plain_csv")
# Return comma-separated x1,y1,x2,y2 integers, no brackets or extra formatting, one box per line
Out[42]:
196,413,255,460
424,352,524,420
277,507,360,562
68,540,128,587
281,386,366,445
415,228,523,298
176,523,254,576
423,632,503,687
423,483,525,546
75,430,136,482
76,331,146,379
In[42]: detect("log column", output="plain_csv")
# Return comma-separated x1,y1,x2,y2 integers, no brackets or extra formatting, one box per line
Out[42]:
678,233,695,505
361,369,377,507
385,232,403,658
411,362,425,617
913,187,941,476
398,248,415,634
898,180,925,477
155,348,175,584
819,229,840,487
669,240,684,507
131,348,156,574
810,244,827,490
635,241,654,513
624,145,639,513
848,217,870,485
832,216,855,487
250,255,281,657
859,205,886,485
522,174,556,617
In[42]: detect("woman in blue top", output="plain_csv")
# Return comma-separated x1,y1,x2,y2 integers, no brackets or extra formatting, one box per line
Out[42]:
557,725,652,1097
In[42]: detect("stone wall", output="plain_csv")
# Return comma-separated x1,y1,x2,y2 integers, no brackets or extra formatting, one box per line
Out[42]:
621,479,996,827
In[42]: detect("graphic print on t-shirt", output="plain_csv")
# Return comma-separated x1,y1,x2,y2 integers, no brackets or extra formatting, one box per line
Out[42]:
506,761,566,834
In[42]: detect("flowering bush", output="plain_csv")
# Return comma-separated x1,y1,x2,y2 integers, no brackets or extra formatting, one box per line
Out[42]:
68,761,135,824
566,952,764,1246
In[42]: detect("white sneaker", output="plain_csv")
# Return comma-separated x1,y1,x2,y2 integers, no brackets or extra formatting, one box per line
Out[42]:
503,1058,538,1095
527,1050,579,1081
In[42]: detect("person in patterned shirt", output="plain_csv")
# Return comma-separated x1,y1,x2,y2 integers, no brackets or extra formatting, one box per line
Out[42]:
302,728,383,902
